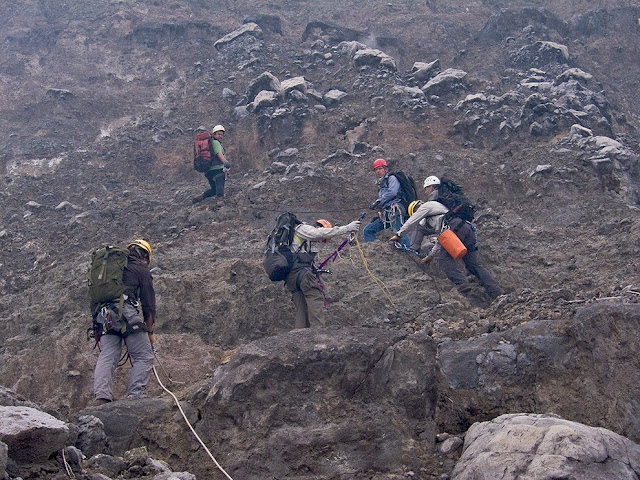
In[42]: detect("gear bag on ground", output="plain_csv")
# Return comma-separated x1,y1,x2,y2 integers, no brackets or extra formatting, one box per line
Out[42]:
88,246,129,312
438,177,475,222
193,131,213,172
263,212,302,281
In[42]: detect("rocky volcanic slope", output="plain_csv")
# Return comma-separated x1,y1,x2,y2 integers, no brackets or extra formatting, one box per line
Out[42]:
1,1,640,479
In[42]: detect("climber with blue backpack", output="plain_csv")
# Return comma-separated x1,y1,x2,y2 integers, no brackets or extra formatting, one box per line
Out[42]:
390,176,503,300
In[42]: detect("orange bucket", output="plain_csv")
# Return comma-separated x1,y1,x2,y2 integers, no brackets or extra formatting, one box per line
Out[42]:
437,229,467,259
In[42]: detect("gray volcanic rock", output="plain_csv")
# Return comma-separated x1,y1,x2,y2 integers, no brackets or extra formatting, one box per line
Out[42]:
193,327,437,478
451,413,640,480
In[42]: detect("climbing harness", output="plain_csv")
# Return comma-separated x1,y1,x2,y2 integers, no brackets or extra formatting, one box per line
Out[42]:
152,364,234,480
383,202,405,230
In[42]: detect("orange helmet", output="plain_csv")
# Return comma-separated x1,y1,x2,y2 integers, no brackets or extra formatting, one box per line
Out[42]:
315,219,332,228
372,158,388,170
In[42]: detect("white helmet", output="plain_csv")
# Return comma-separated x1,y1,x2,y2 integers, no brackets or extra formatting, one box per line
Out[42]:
423,175,440,188
212,124,225,133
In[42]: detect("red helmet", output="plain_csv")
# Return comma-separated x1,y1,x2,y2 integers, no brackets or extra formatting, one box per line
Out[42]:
315,219,332,228
372,158,388,170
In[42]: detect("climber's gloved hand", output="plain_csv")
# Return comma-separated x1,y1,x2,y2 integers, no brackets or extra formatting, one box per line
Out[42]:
346,220,361,232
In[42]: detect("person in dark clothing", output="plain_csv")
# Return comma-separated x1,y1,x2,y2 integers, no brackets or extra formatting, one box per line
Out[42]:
93,239,156,404
192,125,231,208
391,176,503,300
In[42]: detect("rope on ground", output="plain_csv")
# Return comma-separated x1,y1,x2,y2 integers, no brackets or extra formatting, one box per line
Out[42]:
152,366,234,480
353,235,396,308
153,349,186,385
61,448,76,479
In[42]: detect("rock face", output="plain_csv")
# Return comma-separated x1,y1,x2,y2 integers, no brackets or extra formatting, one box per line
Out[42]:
193,328,437,478
1,0,640,479
451,413,640,480
438,303,640,442
0,406,74,463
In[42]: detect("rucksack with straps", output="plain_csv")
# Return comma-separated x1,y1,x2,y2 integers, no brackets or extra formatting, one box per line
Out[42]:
391,171,418,209
438,177,475,222
87,246,129,344
193,131,213,172
263,212,302,282
88,246,129,312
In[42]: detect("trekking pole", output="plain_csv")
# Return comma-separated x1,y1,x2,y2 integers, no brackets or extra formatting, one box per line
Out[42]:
318,212,365,269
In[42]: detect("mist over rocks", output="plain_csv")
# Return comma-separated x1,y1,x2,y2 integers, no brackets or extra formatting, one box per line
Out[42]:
1,0,640,478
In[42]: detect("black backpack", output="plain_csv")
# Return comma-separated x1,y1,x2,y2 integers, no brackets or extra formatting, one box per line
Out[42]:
438,177,475,222
392,171,418,209
263,212,302,282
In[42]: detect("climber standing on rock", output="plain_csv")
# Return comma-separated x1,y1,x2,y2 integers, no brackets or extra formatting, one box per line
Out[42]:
192,124,231,208
92,239,157,405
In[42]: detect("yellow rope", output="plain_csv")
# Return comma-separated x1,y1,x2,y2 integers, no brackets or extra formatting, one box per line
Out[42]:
152,365,234,480
353,235,396,307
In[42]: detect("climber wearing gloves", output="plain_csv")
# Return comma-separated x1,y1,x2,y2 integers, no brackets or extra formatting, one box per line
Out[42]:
285,218,362,329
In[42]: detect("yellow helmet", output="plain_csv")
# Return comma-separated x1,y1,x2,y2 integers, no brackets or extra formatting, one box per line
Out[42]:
127,239,152,262
408,200,422,216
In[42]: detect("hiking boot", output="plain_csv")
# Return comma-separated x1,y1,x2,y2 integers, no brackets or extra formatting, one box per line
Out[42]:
216,198,225,208
93,398,111,406
191,194,204,204
488,288,504,300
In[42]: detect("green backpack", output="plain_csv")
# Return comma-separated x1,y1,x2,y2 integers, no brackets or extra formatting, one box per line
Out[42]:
88,246,129,313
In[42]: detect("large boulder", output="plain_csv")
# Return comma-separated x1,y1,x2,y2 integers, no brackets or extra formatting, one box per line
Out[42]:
192,327,438,479
422,68,468,96
451,413,640,479
214,22,263,50
437,303,640,444
0,406,76,463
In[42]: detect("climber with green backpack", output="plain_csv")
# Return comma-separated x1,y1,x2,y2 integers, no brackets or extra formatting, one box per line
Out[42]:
88,239,157,405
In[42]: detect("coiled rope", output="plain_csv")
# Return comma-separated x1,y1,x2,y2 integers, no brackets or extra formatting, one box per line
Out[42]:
352,235,396,307
152,365,234,480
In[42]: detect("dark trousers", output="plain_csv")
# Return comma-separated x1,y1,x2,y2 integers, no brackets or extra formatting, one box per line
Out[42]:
437,222,502,298
203,169,226,198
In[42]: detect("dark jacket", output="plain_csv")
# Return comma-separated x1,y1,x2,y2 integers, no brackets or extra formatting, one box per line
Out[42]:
122,255,156,322
448,217,476,249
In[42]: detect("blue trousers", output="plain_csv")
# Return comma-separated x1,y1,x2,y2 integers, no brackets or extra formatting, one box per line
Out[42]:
363,213,410,246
